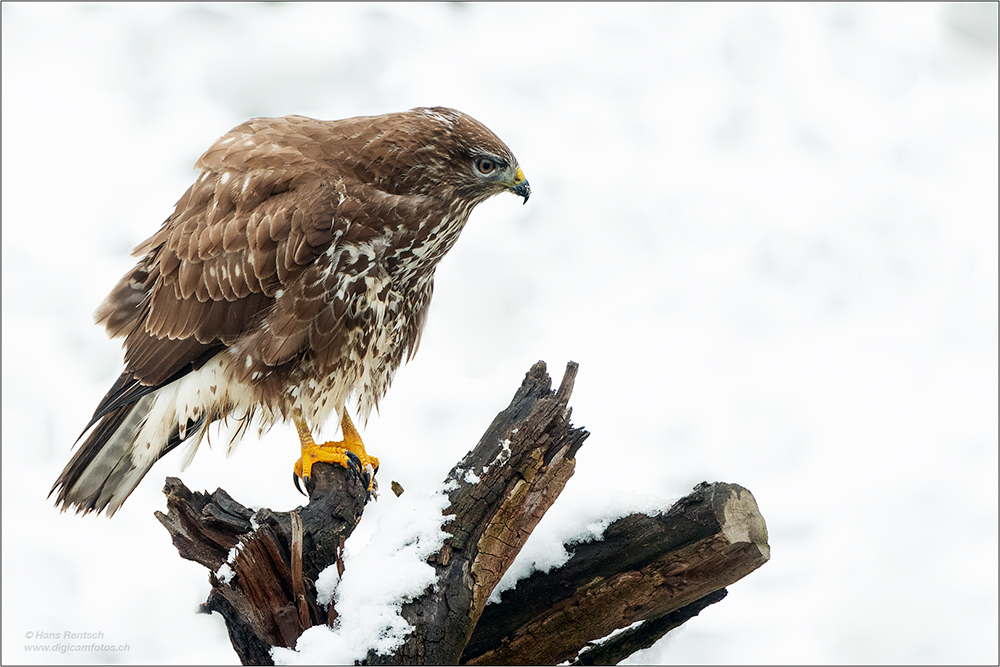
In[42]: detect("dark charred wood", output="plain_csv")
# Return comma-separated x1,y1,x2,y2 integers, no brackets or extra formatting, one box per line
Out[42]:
570,588,728,666
156,361,770,666
366,361,589,665
155,452,368,665
201,589,276,666
460,482,770,665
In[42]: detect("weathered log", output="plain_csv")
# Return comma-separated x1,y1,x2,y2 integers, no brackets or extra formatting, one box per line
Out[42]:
366,361,589,665
155,361,770,665
155,360,586,665
155,448,368,665
570,588,728,666
461,482,770,665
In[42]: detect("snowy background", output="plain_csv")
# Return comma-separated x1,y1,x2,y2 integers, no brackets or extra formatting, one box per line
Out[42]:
3,2,997,664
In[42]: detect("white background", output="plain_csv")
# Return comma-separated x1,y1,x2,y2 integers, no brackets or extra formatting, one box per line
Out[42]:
3,3,997,664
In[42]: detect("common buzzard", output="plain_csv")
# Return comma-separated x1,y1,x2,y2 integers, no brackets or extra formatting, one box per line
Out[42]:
50,107,529,516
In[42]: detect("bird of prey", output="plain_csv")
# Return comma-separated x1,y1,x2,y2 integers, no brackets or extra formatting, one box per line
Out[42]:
50,107,529,516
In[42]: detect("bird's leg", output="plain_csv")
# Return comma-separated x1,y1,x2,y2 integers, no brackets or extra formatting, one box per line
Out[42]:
293,409,379,500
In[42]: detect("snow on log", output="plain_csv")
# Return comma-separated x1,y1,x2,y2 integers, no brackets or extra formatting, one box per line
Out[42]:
462,481,770,665
155,361,770,665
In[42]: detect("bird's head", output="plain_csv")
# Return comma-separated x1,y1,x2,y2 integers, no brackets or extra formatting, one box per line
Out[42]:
465,152,531,205
364,107,530,206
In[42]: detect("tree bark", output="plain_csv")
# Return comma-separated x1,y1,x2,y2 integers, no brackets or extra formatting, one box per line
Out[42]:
461,482,770,665
366,361,588,665
155,361,770,665
155,453,367,665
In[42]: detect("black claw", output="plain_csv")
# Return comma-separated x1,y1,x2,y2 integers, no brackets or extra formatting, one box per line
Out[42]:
343,452,372,502
293,472,308,496
339,451,379,503
367,465,379,502
344,451,362,478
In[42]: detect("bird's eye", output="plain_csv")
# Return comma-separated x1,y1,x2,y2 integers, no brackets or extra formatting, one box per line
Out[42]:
475,157,496,175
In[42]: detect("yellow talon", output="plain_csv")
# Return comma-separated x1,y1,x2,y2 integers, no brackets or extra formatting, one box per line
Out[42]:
294,409,379,497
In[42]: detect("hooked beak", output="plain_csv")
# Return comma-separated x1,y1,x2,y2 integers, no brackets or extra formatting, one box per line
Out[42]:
510,166,530,204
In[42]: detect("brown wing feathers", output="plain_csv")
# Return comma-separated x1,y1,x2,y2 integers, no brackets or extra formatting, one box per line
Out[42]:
62,120,350,506
99,124,345,389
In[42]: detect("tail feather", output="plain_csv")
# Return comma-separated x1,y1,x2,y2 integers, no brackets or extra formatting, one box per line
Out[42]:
50,391,208,517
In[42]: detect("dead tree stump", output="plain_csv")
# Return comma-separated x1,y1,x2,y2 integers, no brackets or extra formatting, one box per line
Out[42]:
156,361,770,665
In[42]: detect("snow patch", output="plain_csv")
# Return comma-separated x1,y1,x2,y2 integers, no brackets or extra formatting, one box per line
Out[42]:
216,563,235,585
214,537,250,585
488,492,677,604
492,438,512,468
272,486,454,664
315,566,340,607
592,619,644,646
